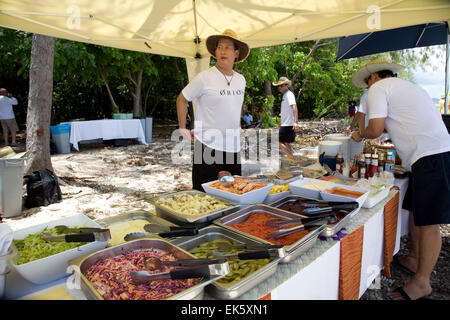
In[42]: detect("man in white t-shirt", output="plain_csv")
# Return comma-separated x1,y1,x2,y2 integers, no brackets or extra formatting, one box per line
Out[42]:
272,77,299,158
351,60,450,301
176,29,249,190
0,88,19,146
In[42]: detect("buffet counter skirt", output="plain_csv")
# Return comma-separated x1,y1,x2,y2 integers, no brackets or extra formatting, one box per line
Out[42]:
5,178,410,300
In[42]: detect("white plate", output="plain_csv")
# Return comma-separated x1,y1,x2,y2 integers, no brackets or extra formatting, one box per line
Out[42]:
319,184,370,209
202,180,273,204
11,214,108,285
362,186,391,208
288,178,335,200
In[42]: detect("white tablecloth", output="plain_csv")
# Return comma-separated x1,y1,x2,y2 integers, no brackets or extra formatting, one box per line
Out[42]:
69,119,147,151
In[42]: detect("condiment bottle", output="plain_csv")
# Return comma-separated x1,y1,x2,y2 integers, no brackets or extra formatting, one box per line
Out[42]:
378,152,385,173
385,151,395,173
370,153,379,177
336,150,344,174
358,153,366,179
364,153,371,175
350,155,359,178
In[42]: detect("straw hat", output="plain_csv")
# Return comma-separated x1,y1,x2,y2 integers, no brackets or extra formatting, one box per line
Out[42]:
206,29,250,63
352,59,406,88
272,77,292,87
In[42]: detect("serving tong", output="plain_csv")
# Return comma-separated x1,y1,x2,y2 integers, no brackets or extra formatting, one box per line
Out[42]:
265,221,324,240
214,242,281,252
130,257,230,285
40,229,111,242
124,224,198,241
206,246,285,260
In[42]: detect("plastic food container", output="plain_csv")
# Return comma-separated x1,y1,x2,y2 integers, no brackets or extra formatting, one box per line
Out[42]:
362,187,391,209
10,214,108,284
73,238,228,300
263,190,291,205
202,180,273,204
320,185,370,210
288,178,335,200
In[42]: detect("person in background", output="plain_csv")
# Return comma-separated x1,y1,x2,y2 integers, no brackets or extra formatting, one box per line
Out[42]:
273,77,299,158
0,88,19,146
347,97,357,118
350,60,450,301
176,29,249,191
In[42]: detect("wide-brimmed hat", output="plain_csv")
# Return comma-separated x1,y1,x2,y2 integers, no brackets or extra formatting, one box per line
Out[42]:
352,60,406,88
206,29,250,63
272,77,292,87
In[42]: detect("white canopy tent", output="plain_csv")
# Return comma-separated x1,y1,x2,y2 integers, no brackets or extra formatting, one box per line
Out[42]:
1,0,450,80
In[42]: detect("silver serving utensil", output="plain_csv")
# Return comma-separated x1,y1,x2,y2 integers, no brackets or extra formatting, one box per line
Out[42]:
40,229,111,242
214,242,275,252
144,256,224,271
266,214,337,228
143,224,197,234
130,262,230,285
266,220,325,240
206,249,279,260
54,225,105,234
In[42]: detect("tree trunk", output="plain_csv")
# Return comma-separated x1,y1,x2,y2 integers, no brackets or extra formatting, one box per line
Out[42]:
291,39,321,84
25,34,55,175
101,73,119,112
264,80,272,97
132,69,143,117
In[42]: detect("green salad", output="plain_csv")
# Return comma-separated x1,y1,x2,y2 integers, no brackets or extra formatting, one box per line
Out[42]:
13,227,89,265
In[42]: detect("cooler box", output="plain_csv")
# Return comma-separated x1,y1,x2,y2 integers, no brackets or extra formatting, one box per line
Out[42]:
50,124,71,154
0,158,25,217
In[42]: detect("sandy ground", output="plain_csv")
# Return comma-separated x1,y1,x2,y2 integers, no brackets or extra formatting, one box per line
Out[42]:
3,120,449,300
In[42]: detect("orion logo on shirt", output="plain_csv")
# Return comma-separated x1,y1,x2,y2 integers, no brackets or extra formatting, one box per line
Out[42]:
219,89,244,96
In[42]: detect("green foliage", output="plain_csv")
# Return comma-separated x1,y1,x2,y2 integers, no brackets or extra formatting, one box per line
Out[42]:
0,26,442,127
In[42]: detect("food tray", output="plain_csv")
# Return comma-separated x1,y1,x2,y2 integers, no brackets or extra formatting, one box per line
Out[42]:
171,225,283,299
202,180,273,204
213,205,324,263
73,238,228,300
153,190,241,226
280,156,314,169
320,184,370,209
268,195,359,237
10,214,108,285
97,210,178,246
288,178,335,199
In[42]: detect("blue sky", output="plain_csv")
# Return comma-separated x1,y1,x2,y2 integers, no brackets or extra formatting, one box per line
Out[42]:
411,45,447,100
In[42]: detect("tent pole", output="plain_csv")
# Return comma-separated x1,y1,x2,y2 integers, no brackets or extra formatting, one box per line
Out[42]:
445,28,449,115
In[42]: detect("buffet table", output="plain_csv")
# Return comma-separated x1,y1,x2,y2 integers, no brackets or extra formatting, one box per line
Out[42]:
4,177,410,300
69,119,147,151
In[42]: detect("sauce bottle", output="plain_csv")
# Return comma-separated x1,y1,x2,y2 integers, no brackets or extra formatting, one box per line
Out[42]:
385,151,395,173
364,153,371,175
358,153,366,179
336,150,344,174
378,152,385,173
370,153,379,177
350,155,359,178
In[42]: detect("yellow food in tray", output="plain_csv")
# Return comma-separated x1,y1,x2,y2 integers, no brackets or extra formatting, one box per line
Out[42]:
156,193,230,216
189,239,270,284
107,219,150,247
268,184,289,194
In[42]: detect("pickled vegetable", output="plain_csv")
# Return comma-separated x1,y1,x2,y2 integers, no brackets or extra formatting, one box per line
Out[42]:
13,227,89,265
189,238,270,284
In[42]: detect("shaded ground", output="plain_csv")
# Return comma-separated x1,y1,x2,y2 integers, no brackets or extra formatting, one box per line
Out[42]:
3,120,449,300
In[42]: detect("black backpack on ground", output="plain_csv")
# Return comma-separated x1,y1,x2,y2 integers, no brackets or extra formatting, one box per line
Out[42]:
24,169,62,208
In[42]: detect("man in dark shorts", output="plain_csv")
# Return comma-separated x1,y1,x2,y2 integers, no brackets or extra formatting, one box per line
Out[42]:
273,77,299,158
176,29,250,191
350,60,450,300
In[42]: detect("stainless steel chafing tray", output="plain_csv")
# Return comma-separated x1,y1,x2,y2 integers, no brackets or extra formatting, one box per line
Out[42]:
268,195,358,237
153,190,241,226
213,205,325,263
71,238,229,300
171,225,285,299
96,210,178,245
